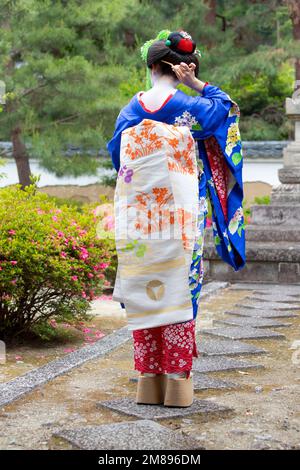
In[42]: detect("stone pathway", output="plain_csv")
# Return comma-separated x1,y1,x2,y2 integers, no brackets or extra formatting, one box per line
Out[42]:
237,301,300,311
214,317,291,328
201,326,286,340
0,281,299,450
56,282,299,450
197,337,266,356
193,356,263,373
55,420,202,451
226,307,298,318
96,397,232,420
246,293,300,304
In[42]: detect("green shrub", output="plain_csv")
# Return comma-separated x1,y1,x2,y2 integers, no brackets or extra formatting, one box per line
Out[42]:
0,182,115,341
100,174,117,188
239,116,290,141
242,200,251,225
253,195,271,205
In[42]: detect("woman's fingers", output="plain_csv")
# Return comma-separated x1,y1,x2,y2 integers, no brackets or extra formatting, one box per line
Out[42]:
174,64,187,75
172,64,182,77
174,71,184,81
173,62,195,84
176,68,184,80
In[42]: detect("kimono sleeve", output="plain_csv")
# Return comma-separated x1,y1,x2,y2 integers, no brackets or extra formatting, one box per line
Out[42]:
106,111,129,172
191,84,233,135
192,85,245,272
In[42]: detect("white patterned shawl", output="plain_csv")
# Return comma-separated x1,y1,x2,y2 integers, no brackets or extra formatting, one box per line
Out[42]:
113,119,200,330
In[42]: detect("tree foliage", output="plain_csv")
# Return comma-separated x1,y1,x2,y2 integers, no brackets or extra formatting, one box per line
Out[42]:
0,0,298,185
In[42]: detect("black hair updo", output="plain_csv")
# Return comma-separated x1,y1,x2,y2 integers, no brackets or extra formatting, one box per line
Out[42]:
146,31,199,79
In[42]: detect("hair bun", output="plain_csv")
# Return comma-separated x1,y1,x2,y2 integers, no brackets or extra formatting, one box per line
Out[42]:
165,31,196,55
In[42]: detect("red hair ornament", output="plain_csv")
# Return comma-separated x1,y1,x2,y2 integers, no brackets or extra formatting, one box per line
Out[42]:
165,31,196,55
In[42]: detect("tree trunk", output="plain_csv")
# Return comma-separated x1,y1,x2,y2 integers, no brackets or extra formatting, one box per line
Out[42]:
286,0,300,86
11,127,32,189
124,30,135,48
204,0,217,25
204,0,218,48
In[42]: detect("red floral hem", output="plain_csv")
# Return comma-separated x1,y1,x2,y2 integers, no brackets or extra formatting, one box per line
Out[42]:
132,319,198,378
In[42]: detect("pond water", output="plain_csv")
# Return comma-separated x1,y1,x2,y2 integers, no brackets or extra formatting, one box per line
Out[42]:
243,160,281,185
0,159,114,187
0,158,282,187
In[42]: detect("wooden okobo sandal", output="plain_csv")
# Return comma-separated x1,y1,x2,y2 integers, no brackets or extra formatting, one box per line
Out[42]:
136,373,167,405
163,372,194,407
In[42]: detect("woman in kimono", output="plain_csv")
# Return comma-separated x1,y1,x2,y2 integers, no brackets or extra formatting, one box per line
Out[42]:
107,30,245,407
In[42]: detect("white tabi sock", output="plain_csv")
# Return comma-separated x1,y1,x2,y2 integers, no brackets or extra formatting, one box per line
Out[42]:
167,372,188,379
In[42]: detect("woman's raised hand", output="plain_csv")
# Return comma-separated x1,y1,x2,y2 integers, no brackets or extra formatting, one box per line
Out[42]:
172,62,197,88
172,62,206,92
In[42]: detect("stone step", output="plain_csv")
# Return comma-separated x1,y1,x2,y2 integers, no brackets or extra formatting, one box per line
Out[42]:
246,293,300,303
250,204,300,225
55,419,203,450
204,256,300,284
205,226,300,243
96,397,232,420
204,240,300,263
226,308,298,319
192,373,237,391
214,317,291,329
245,225,300,242
252,291,300,301
229,283,300,293
193,356,263,373
237,301,300,311
201,326,285,340
196,337,266,356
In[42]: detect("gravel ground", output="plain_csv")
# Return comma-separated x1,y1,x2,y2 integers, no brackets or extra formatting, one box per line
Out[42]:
0,285,299,450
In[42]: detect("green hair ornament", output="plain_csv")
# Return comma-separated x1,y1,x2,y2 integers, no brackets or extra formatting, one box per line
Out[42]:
140,30,202,91
140,30,171,90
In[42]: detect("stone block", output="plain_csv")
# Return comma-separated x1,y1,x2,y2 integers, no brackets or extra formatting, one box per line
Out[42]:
238,301,300,311
197,337,266,355
96,397,231,420
226,308,298,318
215,317,291,329
193,356,263,373
201,326,285,340
54,420,202,450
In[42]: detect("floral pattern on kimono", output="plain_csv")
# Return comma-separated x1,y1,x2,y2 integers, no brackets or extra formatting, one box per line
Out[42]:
120,119,199,252
132,319,198,376
107,83,246,323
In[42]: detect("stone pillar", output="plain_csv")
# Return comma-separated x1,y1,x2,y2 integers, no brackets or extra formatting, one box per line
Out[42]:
271,98,300,204
204,97,300,284
250,97,300,226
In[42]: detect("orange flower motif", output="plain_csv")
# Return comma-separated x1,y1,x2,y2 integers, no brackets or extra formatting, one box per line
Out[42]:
149,133,159,142
134,135,143,144
118,120,198,250
168,138,179,148
152,187,173,206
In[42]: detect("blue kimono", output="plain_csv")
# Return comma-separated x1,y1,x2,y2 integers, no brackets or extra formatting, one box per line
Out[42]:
107,84,246,318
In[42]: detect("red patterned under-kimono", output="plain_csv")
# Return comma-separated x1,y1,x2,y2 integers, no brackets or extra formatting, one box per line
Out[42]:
132,319,198,379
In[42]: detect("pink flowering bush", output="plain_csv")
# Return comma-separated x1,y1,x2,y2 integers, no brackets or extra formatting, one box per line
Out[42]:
0,183,115,341
92,201,117,287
